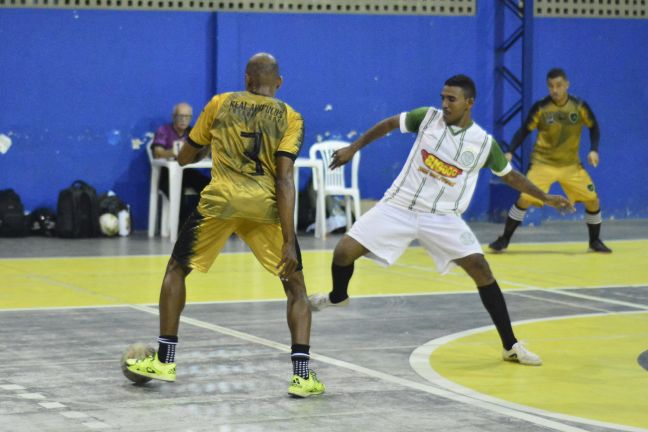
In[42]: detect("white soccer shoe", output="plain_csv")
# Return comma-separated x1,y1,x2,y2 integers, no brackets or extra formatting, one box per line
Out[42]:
502,342,543,366
308,293,350,312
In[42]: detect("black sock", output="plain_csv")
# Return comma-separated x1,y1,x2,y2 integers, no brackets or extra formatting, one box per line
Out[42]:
502,216,521,242
330,262,354,304
501,204,527,241
291,344,310,379
585,209,602,243
157,335,178,363
477,281,517,350
587,223,601,243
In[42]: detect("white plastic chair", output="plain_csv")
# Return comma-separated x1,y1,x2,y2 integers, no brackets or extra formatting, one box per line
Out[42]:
145,132,171,237
309,140,361,231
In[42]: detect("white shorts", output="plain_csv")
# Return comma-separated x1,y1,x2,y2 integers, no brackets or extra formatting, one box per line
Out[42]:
347,202,483,274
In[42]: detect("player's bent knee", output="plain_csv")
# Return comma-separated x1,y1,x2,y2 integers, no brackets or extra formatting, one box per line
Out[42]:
282,271,307,298
472,254,492,274
332,250,352,266
333,235,366,266
166,257,191,279
456,253,494,285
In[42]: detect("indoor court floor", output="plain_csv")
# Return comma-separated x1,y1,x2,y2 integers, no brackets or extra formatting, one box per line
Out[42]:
1,219,647,432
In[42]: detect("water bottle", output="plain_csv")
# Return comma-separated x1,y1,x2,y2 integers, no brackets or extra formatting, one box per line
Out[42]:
118,205,131,237
173,139,183,157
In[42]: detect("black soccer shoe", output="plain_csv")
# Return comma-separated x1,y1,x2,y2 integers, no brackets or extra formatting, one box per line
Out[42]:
589,239,612,253
488,236,509,252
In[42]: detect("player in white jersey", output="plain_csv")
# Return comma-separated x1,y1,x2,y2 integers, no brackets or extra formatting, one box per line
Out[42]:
310,75,574,365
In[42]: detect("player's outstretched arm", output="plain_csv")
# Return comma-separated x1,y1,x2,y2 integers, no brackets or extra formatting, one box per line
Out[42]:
501,170,575,213
329,115,400,169
543,194,576,212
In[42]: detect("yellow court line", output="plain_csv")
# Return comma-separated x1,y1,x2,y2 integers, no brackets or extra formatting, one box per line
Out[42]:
0,239,647,309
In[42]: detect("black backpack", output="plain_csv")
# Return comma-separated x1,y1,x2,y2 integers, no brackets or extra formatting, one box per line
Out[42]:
56,180,101,238
0,189,28,237
29,207,57,237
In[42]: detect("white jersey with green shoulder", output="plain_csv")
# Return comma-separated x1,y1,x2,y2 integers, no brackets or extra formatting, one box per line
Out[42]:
382,107,512,215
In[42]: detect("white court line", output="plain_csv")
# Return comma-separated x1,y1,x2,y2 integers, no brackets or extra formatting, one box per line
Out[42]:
547,289,648,311
61,411,89,419
0,383,109,429
409,310,648,432
507,290,613,313
18,392,46,400
128,303,590,432
496,278,648,311
40,402,66,409
1,283,646,313
0,384,25,390
82,421,110,429
388,256,648,296
386,254,648,311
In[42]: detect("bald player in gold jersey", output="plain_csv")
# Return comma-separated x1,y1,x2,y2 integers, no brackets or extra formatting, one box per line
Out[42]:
125,53,325,398
489,68,612,253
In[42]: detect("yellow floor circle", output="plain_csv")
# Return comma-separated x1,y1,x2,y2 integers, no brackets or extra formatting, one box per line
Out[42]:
428,312,648,429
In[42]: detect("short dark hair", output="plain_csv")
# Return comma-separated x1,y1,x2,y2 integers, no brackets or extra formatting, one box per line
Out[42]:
444,74,476,99
547,68,567,80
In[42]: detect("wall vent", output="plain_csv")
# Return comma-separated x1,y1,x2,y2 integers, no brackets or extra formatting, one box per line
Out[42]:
535,0,647,19
0,0,476,15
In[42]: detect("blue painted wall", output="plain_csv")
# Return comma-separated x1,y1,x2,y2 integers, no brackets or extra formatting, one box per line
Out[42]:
0,9,215,228
1,5,646,230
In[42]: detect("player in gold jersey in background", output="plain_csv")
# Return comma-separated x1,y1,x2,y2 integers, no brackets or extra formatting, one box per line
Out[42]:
489,68,612,253
126,53,325,397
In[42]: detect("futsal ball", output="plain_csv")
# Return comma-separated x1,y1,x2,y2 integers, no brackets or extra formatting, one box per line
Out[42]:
99,213,119,237
120,343,155,384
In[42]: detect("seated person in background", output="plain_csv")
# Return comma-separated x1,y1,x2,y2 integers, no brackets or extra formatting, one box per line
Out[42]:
151,102,211,219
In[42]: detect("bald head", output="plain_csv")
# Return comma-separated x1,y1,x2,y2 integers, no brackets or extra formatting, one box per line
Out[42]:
172,102,193,132
246,53,279,79
173,102,192,117
245,53,282,96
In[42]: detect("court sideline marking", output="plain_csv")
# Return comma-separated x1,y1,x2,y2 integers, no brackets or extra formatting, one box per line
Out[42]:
497,278,648,311
388,256,648,310
127,303,589,432
1,283,646,313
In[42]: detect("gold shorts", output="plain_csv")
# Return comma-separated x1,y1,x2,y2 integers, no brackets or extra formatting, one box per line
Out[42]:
520,163,598,206
172,209,302,275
